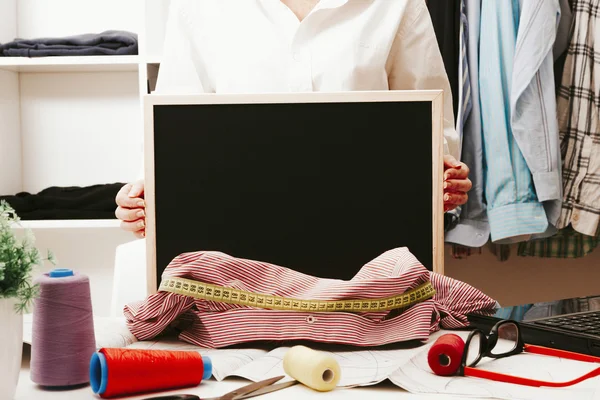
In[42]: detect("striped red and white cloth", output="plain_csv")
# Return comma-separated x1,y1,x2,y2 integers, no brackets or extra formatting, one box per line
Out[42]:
124,247,497,348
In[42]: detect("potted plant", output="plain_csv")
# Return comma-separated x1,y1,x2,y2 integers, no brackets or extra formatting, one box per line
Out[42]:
0,200,55,400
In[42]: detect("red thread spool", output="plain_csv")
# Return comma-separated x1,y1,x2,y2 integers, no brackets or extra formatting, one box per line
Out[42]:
89,348,212,398
427,334,465,376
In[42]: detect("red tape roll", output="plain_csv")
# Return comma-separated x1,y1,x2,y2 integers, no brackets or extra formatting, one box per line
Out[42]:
427,334,465,376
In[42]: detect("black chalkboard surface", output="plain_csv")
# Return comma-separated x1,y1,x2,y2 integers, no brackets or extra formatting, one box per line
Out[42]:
144,92,444,292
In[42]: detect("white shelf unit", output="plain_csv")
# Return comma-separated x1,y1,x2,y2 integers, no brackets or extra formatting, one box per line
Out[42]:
0,0,172,317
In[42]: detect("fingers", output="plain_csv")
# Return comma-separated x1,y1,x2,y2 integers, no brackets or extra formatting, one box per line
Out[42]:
116,183,146,209
115,183,132,205
443,154,461,170
444,192,468,207
115,181,147,238
443,155,470,179
120,219,146,233
444,164,470,180
115,206,145,222
128,180,145,199
444,178,472,193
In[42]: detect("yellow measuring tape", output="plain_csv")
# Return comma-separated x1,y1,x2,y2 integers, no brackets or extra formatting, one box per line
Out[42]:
159,276,436,313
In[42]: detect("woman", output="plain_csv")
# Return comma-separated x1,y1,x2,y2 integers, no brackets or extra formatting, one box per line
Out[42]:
116,0,471,237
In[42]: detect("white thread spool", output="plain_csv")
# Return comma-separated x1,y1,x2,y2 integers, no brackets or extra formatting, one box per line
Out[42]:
283,345,341,392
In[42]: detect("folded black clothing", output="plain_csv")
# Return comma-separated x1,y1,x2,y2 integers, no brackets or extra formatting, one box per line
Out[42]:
0,30,138,57
0,183,126,220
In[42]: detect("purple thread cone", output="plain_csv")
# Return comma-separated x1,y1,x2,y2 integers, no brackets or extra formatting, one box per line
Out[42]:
31,270,96,387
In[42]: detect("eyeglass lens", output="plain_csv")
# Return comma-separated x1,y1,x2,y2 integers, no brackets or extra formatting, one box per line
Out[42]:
465,331,482,367
490,322,519,356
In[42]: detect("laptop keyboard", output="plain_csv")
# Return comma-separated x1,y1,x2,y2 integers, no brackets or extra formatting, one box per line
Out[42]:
532,311,600,335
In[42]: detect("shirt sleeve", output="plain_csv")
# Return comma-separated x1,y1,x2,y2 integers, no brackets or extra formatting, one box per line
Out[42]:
386,0,459,160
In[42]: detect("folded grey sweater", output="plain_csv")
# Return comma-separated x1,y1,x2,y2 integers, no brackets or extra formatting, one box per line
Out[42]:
0,30,138,57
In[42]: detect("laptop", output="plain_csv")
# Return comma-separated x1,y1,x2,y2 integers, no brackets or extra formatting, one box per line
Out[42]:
467,297,600,356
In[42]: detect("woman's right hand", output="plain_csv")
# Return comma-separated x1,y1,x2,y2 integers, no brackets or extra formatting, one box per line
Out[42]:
115,180,146,238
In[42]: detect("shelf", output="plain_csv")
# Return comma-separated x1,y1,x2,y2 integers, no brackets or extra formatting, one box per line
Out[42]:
0,55,140,72
12,219,121,229
145,56,162,65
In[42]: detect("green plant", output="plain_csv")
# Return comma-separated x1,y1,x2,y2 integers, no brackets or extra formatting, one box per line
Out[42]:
0,200,56,313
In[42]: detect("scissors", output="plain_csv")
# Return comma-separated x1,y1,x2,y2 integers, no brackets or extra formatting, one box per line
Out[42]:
143,376,298,400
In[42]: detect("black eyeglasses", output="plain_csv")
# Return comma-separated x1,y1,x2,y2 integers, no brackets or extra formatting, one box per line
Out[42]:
460,319,524,375
434,319,600,387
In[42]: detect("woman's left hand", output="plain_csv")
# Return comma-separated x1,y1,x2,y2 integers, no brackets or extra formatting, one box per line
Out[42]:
443,155,472,212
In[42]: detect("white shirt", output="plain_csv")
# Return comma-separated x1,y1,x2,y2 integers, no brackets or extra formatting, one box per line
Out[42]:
155,0,459,158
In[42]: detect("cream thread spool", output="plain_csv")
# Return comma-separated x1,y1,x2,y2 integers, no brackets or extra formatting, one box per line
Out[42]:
283,345,341,392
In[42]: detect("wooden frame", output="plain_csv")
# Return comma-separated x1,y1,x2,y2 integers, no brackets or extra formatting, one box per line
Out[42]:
143,90,445,295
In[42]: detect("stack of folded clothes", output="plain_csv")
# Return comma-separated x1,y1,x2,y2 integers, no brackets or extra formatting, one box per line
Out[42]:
0,183,125,220
0,30,138,57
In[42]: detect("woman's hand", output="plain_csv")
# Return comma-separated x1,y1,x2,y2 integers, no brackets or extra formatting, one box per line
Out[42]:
443,155,472,212
115,180,146,238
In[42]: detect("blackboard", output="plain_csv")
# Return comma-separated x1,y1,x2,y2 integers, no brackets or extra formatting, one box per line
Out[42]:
144,91,444,293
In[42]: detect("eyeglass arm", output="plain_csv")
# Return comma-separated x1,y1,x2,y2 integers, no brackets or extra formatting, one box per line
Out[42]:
464,365,600,388
524,344,600,364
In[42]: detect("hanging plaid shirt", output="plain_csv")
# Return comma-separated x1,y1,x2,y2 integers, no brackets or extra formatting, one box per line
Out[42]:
556,0,600,237
517,226,599,258
124,248,497,348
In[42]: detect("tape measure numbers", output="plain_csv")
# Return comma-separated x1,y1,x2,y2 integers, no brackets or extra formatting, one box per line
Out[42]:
159,277,436,313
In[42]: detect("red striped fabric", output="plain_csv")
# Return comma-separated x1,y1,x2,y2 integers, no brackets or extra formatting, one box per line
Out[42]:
124,247,497,348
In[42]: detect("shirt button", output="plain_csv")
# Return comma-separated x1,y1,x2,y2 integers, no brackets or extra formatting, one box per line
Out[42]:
306,316,316,324
292,52,301,62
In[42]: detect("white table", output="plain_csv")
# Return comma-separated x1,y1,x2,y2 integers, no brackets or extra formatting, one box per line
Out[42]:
15,344,480,400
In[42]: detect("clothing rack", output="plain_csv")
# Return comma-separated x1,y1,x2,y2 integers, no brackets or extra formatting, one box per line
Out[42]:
429,0,600,308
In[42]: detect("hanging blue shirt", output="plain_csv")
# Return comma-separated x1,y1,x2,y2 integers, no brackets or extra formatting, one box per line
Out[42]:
447,0,562,246
478,0,560,244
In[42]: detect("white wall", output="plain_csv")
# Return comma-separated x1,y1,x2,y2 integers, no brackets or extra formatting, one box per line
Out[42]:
0,0,20,196
17,0,141,39
445,244,600,307
19,72,142,192
145,0,171,61
0,70,22,195
0,0,17,44
14,226,134,317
